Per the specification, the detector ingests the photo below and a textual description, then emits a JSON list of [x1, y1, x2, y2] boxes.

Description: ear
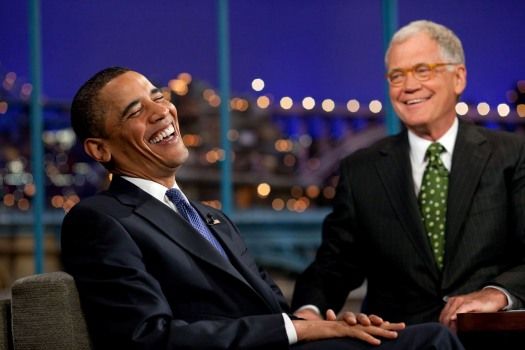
[[84, 138, 111, 163], [453, 65, 467, 95]]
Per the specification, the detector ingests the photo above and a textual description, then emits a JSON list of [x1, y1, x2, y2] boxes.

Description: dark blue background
[[2, 0, 525, 105]]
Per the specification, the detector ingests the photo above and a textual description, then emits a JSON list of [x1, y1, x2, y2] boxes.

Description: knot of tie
[[425, 142, 448, 175]]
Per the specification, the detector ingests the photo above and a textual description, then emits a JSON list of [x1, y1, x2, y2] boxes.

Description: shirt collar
[[408, 117, 458, 164], [121, 176, 185, 203]]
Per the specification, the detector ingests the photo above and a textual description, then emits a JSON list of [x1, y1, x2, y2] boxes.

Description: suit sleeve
[[487, 138, 525, 305], [291, 158, 366, 314], [61, 203, 289, 350]]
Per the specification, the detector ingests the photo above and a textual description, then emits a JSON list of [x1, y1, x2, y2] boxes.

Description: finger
[[381, 322, 406, 331], [356, 313, 371, 326], [349, 329, 382, 346], [341, 311, 358, 325], [369, 314, 384, 326], [325, 309, 337, 321], [439, 297, 462, 326], [361, 325, 399, 340]]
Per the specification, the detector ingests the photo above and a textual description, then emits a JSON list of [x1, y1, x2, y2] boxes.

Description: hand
[[439, 288, 508, 330], [327, 310, 393, 328], [292, 318, 403, 346]]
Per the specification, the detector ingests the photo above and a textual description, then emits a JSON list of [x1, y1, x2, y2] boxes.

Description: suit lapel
[[109, 178, 253, 290], [108, 177, 280, 311], [375, 132, 440, 277], [444, 121, 490, 271]]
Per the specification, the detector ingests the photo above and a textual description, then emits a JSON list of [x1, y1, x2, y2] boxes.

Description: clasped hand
[[293, 308, 405, 346]]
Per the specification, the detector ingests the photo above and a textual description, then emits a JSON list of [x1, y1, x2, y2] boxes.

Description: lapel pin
[[206, 214, 221, 225]]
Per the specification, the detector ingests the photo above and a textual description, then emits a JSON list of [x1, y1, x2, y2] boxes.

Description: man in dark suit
[[292, 20, 525, 329], [61, 67, 464, 349]]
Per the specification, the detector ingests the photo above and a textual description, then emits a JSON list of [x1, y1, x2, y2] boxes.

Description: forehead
[[98, 71, 155, 109], [387, 33, 442, 68]]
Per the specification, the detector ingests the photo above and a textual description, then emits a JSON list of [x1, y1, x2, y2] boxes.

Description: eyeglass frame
[[386, 62, 460, 86]]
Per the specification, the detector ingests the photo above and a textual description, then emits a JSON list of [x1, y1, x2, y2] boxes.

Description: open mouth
[[149, 124, 176, 144]]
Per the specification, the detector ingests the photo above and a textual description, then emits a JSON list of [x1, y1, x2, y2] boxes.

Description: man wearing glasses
[[292, 20, 525, 329]]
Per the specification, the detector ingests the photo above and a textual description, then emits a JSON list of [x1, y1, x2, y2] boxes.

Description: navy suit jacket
[[61, 176, 291, 349], [292, 120, 525, 324]]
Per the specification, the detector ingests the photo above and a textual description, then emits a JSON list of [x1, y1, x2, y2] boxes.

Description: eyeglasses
[[386, 63, 458, 86]]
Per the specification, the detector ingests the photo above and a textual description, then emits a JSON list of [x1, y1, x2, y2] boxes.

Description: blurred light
[[203, 88, 216, 100], [227, 129, 239, 142], [0, 101, 7, 114], [274, 139, 293, 152], [272, 198, 285, 211], [251, 78, 265, 92], [507, 90, 518, 103], [51, 195, 65, 208], [256, 95, 270, 109], [280, 97, 293, 110], [231, 97, 249, 112], [497, 103, 510, 117], [183, 134, 202, 147], [321, 99, 335, 112], [283, 154, 296, 167], [18, 198, 30, 211], [518, 80, 525, 94], [20, 83, 32, 98], [302, 97, 315, 110], [306, 185, 320, 198], [455, 102, 469, 116], [257, 183, 271, 198], [208, 94, 221, 107], [286, 198, 296, 211], [24, 183, 36, 196], [293, 197, 309, 212], [168, 79, 188, 96], [291, 185, 303, 198], [346, 99, 360, 113], [202, 200, 221, 209], [323, 186, 336, 199], [3, 194, 15, 207], [476, 102, 490, 116], [178, 72, 192, 84], [205, 148, 224, 163], [298, 134, 312, 148], [3, 72, 16, 90], [517, 104, 525, 118], [369, 100, 382, 114]]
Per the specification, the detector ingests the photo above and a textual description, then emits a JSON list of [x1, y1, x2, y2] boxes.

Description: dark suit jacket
[[292, 119, 525, 324], [61, 176, 291, 349]]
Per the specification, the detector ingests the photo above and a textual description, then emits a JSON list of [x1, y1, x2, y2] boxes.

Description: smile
[[149, 124, 175, 144], [405, 97, 430, 105]]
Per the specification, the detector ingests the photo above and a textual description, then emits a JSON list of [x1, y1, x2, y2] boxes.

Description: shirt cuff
[[483, 285, 515, 310], [282, 313, 298, 344], [295, 304, 322, 316]]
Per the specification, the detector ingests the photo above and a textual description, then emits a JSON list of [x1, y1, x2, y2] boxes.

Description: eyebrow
[[119, 87, 163, 118]]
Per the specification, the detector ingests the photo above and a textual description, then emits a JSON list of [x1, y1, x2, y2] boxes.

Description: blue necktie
[[166, 188, 227, 258]]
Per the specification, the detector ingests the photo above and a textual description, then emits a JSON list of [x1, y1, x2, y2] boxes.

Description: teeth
[[406, 98, 427, 105], [150, 124, 175, 144]]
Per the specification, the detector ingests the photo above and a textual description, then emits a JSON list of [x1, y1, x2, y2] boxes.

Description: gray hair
[[385, 20, 465, 67]]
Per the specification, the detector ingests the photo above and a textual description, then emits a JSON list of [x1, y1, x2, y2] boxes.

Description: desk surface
[[457, 311, 525, 332]]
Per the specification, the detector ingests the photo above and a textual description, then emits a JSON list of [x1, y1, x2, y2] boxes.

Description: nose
[[403, 71, 422, 91], [147, 100, 170, 122]]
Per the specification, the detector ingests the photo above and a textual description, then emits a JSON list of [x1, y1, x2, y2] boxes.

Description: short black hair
[[70, 66, 130, 144]]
